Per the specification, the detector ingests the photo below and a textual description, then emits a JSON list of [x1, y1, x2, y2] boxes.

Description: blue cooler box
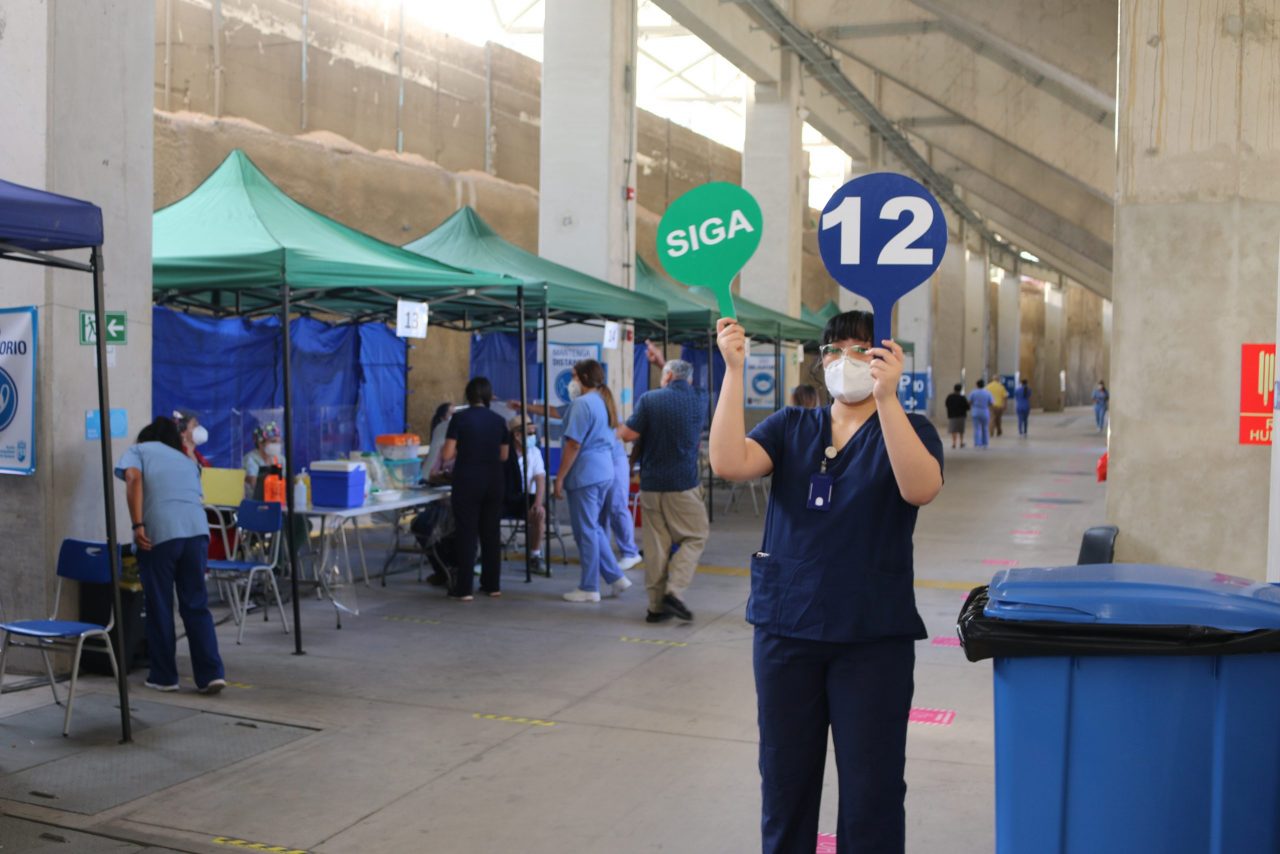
[[958, 564, 1280, 854], [310, 464, 366, 508]]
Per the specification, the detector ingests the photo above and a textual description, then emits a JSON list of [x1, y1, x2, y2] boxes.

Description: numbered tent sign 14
[[817, 173, 947, 346]]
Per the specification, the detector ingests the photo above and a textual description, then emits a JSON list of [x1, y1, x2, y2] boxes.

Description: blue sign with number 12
[[817, 173, 947, 347]]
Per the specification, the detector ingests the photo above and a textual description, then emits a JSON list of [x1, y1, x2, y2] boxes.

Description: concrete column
[[1040, 279, 1066, 412], [997, 272, 1021, 380], [895, 276, 933, 417], [741, 55, 803, 319], [538, 0, 637, 414], [1114, 0, 1280, 576], [963, 249, 989, 385], [929, 238, 966, 415], [0, 1, 153, 651]]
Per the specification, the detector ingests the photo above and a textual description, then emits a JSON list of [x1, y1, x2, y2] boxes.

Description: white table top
[[305, 487, 450, 519]]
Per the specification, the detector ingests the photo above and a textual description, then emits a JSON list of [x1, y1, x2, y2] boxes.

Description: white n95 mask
[[824, 358, 875, 405], [567, 379, 583, 400]]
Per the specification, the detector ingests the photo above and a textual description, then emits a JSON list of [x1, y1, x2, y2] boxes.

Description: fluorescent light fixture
[[1019, 250, 1040, 263]]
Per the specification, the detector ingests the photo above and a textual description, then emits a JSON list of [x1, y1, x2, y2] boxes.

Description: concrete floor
[[0, 408, 1108, 853]]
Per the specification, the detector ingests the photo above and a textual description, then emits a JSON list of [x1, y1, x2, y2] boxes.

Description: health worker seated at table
[[440, 378, 509, 600], [422, 402, 456, 485], [506, 416, 547, 576], [243, 421, 285, 499]]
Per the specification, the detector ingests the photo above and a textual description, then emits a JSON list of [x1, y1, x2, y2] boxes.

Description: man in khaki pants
[[618, 352, 709, 623]]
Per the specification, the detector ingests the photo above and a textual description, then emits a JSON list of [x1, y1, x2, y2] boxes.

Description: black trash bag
[[957, 586, 1280, 663]]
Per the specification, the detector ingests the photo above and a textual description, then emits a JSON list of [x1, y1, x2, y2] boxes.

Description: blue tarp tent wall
[[152, 307, 406, 472], [0, 178, 132, 742]]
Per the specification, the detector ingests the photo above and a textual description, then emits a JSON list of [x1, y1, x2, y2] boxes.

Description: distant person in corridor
[[968, 379, 994, 449], [987, 377, 1008, 437], [1092, 381, 1109, 432], [944, 383, 969, 449], [1015, 378, 1032, 436]]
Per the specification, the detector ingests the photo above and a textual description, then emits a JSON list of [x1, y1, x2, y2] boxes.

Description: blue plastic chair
[[207, 501, 290, 644], [0, 540, 121, 736]]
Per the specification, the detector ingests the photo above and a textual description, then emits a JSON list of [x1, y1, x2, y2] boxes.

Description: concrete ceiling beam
[[650, 0, 782, 83]]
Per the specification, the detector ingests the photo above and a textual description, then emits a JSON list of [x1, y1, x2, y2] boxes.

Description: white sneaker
[[609, 576, 633, 597], [617, 554, 643, 571], [198, 678, 227, 695], [563, 589, 601, 603], [144, 681, 179, 693]]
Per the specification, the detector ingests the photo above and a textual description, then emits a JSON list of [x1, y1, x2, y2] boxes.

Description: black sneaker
[[663, 594, 693, 621], [645, 610, 673, 623]]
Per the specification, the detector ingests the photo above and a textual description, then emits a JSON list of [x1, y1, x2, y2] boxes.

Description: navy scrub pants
[[138, 534, 224, 689], [754, 629, 915, 854], [450, 463, 505, 597]]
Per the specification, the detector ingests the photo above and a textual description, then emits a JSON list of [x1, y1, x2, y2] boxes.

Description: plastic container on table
[[381, 457, 422, 490], [309, 460, 367, 508], [376, 433, 421, 460], [958, 563, 1280, 854]]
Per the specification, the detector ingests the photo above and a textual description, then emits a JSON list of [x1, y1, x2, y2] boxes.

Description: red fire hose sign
[[1240, 343, 1275, 445]]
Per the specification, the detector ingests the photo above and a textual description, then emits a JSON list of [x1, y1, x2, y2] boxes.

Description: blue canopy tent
[[0, 179, 133, 743]]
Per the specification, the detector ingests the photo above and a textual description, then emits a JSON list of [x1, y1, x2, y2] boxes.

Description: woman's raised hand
[[716, 317, 746, 372]]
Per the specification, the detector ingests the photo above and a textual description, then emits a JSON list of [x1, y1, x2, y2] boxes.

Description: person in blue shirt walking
[[1015, 377, 1033, 436], [116, 417, 226, 695], [711, 311, 943, 854], [968, 379, 995, 448], [1092, 381, 1109, 432], [555, 359, 633, 603]]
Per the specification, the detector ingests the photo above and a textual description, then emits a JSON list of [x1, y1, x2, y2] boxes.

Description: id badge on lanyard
[[807, 445, 838, 511]]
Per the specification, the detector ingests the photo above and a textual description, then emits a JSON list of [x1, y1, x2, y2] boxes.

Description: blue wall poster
[[0, 307, 37, 475]]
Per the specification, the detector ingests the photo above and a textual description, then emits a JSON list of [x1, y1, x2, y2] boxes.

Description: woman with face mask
[[554, 360, 632, 603], [709, 311, 944, 854], [174, 409, 211, 469], [243, 421, 285, 499]]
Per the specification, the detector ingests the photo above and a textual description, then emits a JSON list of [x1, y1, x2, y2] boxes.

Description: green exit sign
[[79, 311, 127, 345]]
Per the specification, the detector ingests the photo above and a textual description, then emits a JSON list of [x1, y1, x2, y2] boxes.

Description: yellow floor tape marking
[[696, 565, 749, 577], [225, 681, 254, 690], [380, 615, 441, 625], [211, 836, 307, 854], [619, 636, 687, 647], [473, 713, 556, 727]]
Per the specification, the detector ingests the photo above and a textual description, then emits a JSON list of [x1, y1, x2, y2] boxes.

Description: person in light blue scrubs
[[711, 311, 944, 854], [555, 359, 632, 603], [117, 416, 226, 695]]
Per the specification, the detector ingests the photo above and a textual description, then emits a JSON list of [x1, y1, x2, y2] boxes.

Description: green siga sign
[[656, 182, 763, 320], [79, 311, 127, 345]]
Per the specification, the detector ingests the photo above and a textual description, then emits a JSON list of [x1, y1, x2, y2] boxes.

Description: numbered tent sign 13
[[817, 173, 947, 346]]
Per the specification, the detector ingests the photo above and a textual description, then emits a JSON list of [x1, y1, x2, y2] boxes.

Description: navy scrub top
[[746, 406, 944, 643]]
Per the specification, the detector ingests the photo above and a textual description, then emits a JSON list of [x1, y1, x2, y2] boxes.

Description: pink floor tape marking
[[1011, 530, 1042, 536], [909, 708, 956, 726], [816, 833, 838, 853], [932, 636, 962, 647], [982, 558, 1018, 566]]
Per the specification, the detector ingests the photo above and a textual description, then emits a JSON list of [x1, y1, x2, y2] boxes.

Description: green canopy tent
[[403, 207, 669, 337], [801, 300, 841, 329], [153, 151, 553, 644]]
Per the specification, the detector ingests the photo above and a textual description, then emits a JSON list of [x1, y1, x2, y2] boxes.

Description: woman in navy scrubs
[[710, 311, 944, 854]]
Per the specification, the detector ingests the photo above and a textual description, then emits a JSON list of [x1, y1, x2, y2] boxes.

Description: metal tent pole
[[517, 287, 531, 584], [542, 301, 552, 577], [91, 247, 132, 744], [774, 327, 782, 411], [281, 283, 304, 654]]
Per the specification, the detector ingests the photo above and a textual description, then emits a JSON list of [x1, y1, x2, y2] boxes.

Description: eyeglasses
[[819, 344, 872, 362]]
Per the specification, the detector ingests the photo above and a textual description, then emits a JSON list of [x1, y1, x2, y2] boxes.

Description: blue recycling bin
[[958, 564, 1280, 854]]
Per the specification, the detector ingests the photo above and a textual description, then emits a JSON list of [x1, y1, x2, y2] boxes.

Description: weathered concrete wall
[[1064, 282, 1105, 405], [1018, 279, 1047, 407]]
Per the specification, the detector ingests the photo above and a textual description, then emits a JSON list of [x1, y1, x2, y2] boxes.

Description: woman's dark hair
[[574, 359, 618, 428], [976, 378, 986, 388], [790, 384, 818, 408], [822, 310, 875, 346], [138, 416, 184, 453], [953, 383, 962, 393], [430, 402, 453, 432], [465, 377, 493, 408]]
